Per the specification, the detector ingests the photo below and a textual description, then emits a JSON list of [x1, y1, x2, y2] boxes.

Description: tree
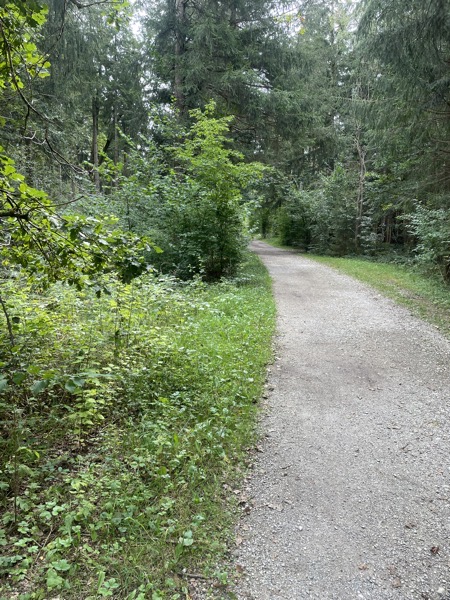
[[0, 0, 156, 323], [355, 0, 450, 273], [170, 101, 265, 278], [113, 101, 265, 279], [145, 0, 318, 159], [358, 0, 450, 199], [33, 0, 148, 192]]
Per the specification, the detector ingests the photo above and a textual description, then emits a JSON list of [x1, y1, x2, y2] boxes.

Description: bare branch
[[68, 0, 124, 8], [0, 293, 14, 346], [44, 132, 85, 175], [0, 210, 31, 221]]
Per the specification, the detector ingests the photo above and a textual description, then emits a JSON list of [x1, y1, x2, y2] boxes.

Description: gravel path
[[234, 241, 450, 600]]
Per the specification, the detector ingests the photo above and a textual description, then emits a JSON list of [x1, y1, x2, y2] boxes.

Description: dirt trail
[[234, 241, 450, 600]]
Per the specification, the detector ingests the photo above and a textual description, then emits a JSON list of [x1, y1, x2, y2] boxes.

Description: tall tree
[[144, 0, 309, 155], [14, 0, 149, 194], [358, 0, 450, 199]]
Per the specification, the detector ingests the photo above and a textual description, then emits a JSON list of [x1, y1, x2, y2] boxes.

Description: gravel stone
[[232, 242, 450, 600]]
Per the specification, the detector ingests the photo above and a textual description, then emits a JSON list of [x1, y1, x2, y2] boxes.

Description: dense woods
[[1, 0, 449, 597]]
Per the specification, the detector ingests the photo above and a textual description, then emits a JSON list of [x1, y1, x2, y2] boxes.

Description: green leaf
[[64, 379, 81, 394], [181, 530, 194, 546], [51, 559, 71, 572], [12, 372, 27, 385], [31, 380, 49, 395], [46, 567, 65, 590]]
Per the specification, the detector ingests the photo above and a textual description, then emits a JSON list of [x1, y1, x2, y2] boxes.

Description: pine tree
[[358, 0, 450, 199]]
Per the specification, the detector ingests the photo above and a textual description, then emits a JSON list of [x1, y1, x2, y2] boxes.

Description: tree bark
[[355, 129, 366, 250], [91, 91, 101, 192], [174, 0, 187, 114], [0, 293, 14, 346]]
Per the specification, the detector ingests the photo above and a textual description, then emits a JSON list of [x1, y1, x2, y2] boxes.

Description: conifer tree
[[358, 0, 450, 199]]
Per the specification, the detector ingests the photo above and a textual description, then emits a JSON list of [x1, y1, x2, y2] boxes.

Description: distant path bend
[[235, 241, 450, 600]]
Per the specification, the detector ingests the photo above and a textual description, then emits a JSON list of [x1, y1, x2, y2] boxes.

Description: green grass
[[0, 252, 276, 599], [260, 237, 450, 339]]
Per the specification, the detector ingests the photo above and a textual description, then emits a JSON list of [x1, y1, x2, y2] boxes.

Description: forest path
[[233, 241, 450, 600]]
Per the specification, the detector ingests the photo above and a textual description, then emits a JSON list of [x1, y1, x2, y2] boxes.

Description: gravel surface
[[232, 241, 450, 600]]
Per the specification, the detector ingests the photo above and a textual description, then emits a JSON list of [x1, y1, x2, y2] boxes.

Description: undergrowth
[[0, 252, 276, 599]]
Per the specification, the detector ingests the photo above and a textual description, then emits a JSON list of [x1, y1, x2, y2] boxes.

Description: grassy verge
[[0, 252, 276, 599], [260, 237, 450, 339]]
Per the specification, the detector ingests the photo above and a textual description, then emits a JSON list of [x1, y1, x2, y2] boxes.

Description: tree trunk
[[113, 102, 119, 188], [174, 0, 187, 114], [230, 0, 237, 27], [91, 92, 100, 192], [355, 129, 366, 250], [113, 103, 119, 166]]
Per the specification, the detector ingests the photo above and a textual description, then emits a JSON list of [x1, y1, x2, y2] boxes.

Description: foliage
[[407, 205, 450, 281], [0, 252, 275, 598], [0, 0, 159, 317], [1, 151, 157, 291], [3, 0, 450, 594], [0, 2, 49, 94], [0, 1, 50, 246], [353, 0, 450, 275], [167, 102, 265, 279], [98, 103, 265, 280], [270, 186, 312, 250], [261, 166, 365, 257]]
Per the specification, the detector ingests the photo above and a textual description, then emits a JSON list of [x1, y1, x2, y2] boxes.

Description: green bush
[[275, 192, 311, 250], [101, 103, 264, 281], [408, 205, 450, 280]]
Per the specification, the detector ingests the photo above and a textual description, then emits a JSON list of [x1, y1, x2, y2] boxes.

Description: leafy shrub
[[274, 189, 311, 249], [408, 205, 450, 280], [100, 103, 264, 281], [307, 165, 358, 255]]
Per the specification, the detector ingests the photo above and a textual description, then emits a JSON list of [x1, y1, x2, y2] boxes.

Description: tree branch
[[44, 132, 85, 174], [0, 293, 14, 346], [0, 210, 31, 220], [68, 0, 124, 8]]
